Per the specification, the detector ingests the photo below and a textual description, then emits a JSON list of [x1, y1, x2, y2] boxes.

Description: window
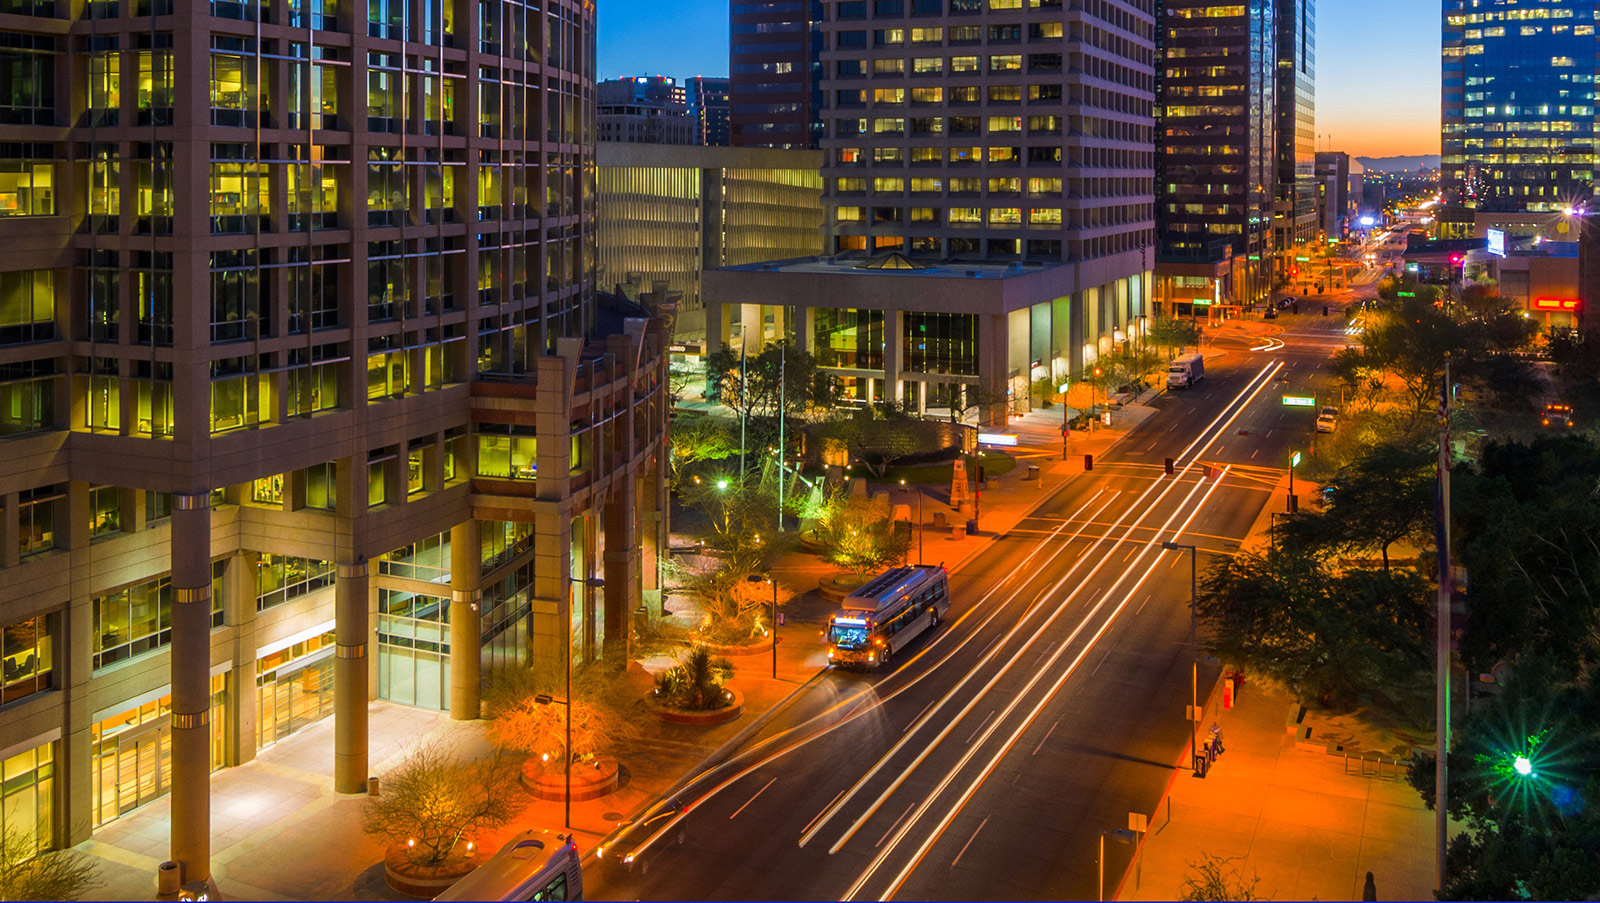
[[987, 115, 1021, 132], [988, 55, 1021, 72], [910, 27, 942, 42], [250, 475, 283, 506], [305, 462, 336, 510], [989, 207, 1021, 224], [0, 160, 53, 217], [872, 58, 905, 75], [0, 35, 55, 125], [1029, 207, 1061, 225], [255, 554, 334, 611], [93, 563, 226, 669], [89, 486, 122, 538], [209, 49, 254, 126], [379, 531, 450, 581], [17, 486, 57, 558], [912, 56, 943, 74], [949, 207, 981, 223], [368, 459, 388, 507], [0, 743, 52, 857], [813, 309, 886, 370], [873, 87, 905, 103], [1, 615, 52, 705], [209, 151, 268, 234], [0, 269, 53, 345], [911, 147, 942, 164], [873, 28, 904, 45], [950, 56, 978, 72], [367, 148, 407, 226], [476, 426, 537, 479], [911, 87, 942, 103], [903, 312, 977, 375]]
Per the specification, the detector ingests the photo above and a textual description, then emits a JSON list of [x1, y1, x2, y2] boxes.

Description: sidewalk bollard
[[1084, 454, 1093, 471]]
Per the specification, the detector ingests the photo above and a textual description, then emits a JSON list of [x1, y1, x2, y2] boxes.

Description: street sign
[[1281, 395, 1315, 407], [1290, 451, 1303, 467], [977, 433, 1018, 447]]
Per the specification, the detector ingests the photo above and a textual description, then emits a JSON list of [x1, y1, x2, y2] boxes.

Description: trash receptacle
[[367, 776, 381, 797], [1026, 464, 1040, 481], [950, 522, 966, 539], [966, 519, 978, 535], [158, 861, 182, 896]]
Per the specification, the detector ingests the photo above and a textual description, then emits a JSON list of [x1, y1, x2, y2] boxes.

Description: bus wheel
[[880, 646, 891, 667], [929, 609, 940, 630]]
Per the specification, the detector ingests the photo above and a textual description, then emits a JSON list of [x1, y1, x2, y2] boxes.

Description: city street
[[587, 307, 1357, 900]]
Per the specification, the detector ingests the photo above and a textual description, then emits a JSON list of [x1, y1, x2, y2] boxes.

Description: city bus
[[827, 565, 951, 669], [434, 830, 583, 901]]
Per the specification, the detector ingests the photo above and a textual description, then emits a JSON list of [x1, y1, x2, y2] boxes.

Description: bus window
[[830, 622, 869, 647], [529, 874, 568, 901]]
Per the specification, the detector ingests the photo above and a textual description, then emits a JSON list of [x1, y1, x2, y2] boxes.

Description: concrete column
[[232, 552, 260, 765], [333, 560, 369, 793], [168, 493, 212, 885], [976, 313, 1009, 429], [449, 519, 482, 721], [884, 310, 904, 403], [602, 480, 637, 667]]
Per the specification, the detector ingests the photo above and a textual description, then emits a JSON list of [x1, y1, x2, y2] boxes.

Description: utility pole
[[1435, 361, 1453, 894], [777, 342, 786, 532], [739, 342, 748, 483]]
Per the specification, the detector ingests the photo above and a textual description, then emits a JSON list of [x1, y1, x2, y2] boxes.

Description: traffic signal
[[1164, 457, 1175, 475], [1084, 454, 1094, 471]]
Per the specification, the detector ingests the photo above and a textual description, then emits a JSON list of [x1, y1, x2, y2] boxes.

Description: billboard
[[1487, 228, 1507, 258]]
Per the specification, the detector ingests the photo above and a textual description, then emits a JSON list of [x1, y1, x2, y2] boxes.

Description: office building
[[1154, 0, 1280, 315], [0, 0, 669, 887], [596, 143, 825, 341], [1274, 0, 1316, 251], [599, 76, 694, 144], [687, 76, 734, 145], [1315, 151, 1364, 239], [708, 0, 1156, 421], [730, 0, 825, 148], [1442, 0, 1597, 212]]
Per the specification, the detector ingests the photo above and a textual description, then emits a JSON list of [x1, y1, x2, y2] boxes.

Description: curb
[[1110, 665, 1227, 901]]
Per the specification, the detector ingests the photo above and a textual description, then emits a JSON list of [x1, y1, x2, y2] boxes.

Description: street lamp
[[1287, 450, 1302, 513], [1162, 541, 1201, 772], [899, 478, 924, 564], [538, 574, 605, 829], [746, 573, 779, 679]]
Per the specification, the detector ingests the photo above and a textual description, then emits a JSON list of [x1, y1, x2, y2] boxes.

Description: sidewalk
[[1117, 678, 1437, 903]]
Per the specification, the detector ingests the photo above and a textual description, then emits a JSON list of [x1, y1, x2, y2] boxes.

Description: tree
[[1286, 439, 1436, 570], [1455, 435, 1600, 678], [814, 488, 910, 581], [1407, 665, 1600, 901], [669, 560, 783, 643], [944, 384, 1009, 425], [0, 832, 101, 902], [1148, 317, 1203, 359], [362, 741, 520, 868], [704, 341, 837, 425], [817, 404, 941, 478], [1197, 550, 1432, 707], [653, 646, 736, 710], [485, 662, 643, 774], [1177, 854, 1263, 902], [667, 415, 739, 491], [1327, 346, 1387, 412]]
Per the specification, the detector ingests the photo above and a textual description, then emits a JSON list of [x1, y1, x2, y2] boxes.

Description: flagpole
[[1435, 360, 1453, 893]]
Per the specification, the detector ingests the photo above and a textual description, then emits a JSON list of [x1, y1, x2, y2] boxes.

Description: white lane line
[[1031, 719, 1060, 756], [728, 778, 777, 821], [1135, 594, 1152, 615], [1035, 640, 1057, 664], [1091, 647, 1114, 676], [950, 817, 989, 869], [906, 700, 937, 731], [965, 711, 996, 745], [875, 804, 916, 849]]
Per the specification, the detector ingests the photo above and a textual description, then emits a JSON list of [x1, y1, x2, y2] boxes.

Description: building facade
[[1442, 0, 1597, 212], [1273, 0, 1316, 252], [729, 0, 825, 148], [596, 143, 825, 340], [709, 0, 1156, 420], [687, 75, 734, 145], [1315, 151, 1364, 239], [1154, 0, 1280, 315], [0, 0, 668, 887], [598, 75, 694, 144]]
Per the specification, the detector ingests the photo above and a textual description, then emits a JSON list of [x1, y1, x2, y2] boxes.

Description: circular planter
[[651, 687, 745, 726], [820, 573, 869, 602], [697, 637, 772, 658], [521, 755, 620, 802], [382, 844, 480, 898]]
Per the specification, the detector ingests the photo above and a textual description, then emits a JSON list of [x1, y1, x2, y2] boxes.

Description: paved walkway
[[1117, 678, 1439, 903]]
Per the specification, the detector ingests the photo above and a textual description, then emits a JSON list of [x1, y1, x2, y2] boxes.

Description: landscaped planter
[[520, 755, 620, 802], [696, 637, 772, 658], [819, 573, 868, 602], [651, 687, 745, 726], [382, 844, 480, 897]]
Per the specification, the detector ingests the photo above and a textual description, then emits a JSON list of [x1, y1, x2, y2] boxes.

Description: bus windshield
[[830, 622, 869, 648]]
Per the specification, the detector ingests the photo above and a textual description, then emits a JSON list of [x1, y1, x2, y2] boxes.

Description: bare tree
[[361, 741, 520, 868], [485, 664, 642, 772], [1178, 854, 1266, 902], [0, 831, 101, 902]]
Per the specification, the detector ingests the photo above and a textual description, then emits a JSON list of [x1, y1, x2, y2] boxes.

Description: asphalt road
[[588, 308, 1356, 902]]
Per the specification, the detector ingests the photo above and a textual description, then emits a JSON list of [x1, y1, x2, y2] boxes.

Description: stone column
[[333, 560, 369, 793], [169, 492, 212, 885], [448, 519, 482, 721], [232, 552, 260, 765], [884, 310, 904, 403]]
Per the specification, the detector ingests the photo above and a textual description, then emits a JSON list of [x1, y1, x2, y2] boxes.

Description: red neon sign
[[1531, 297, 1582, 312]]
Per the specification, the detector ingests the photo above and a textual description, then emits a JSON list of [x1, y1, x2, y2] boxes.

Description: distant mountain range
[[1356, 155, 1441, 173]]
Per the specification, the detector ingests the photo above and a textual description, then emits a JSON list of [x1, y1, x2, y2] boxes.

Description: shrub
[[653, 646, 735, 711], [0, 831, 101, 902], [361, 741, 519, 868]]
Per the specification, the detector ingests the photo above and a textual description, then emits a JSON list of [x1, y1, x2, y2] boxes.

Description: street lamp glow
[[716, 479, 728, 490], [1513, 755, 1534, 777]]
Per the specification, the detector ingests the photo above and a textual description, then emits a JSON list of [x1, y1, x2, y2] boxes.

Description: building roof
[[719, 255, 1065, 281]]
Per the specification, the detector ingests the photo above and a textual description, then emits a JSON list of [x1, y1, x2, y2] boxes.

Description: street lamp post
[[747, 573, 778, 679], [899, 479, 924, 564], [1099, 828, 1138, 902], [538, 575, 605, 829], [1162, 541, 1200, 771], [1287, 450, 1301, 513]]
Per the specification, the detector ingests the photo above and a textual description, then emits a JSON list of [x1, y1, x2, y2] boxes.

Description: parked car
[[1315, 406, 1338, 433], [1263, 307, 1278, 319]]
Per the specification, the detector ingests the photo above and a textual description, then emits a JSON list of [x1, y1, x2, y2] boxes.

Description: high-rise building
[[1274, 0, 1316, 250], [599, 75, 695, 144], [1154, 0, 1280, 315], [687, 76, 734, 145], [0, 0, 669, 886], [730, 0, 825, 148], [707, 0, 1156, 422], [1443, 0, 1597, 211], [1315, 151, 1364, 240]]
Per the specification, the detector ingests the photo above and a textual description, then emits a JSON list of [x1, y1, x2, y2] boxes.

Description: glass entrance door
[[114, 722, 169, 817]]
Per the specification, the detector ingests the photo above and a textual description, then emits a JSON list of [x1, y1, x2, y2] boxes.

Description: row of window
[[838, 205, 1064, 226]]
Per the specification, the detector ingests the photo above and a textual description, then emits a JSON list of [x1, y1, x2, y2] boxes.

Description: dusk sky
[[597, 0, 1443, 160]]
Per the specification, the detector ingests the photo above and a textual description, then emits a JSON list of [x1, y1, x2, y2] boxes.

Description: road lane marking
[[1091, 647, 1113, 675], [950, 817, 988, 868], [906, 700, 937, 731], [875, 804, 916, 849], [1031, 719, 1060, 756], [728, 778, 777, 820], [964, 711, 995, 745]]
